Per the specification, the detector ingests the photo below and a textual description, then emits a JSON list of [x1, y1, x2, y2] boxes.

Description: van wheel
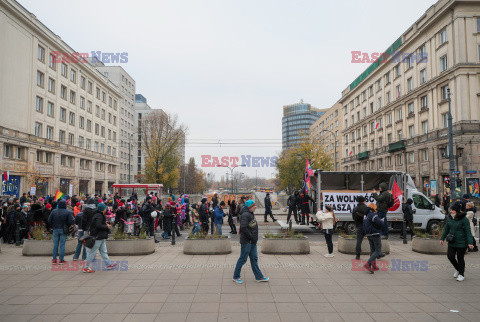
[[427, 220, 440, 235], [343, 222, 357, 235]]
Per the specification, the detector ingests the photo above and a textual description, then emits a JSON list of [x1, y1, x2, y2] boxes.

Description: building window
[[419, 45, 427, 60], [387, 113, 392, 125], [34, 122, 42, 137], [36, 71, 44, 87], [409, 152, 415, 164], [79, 116, 85, 129], [394, 65, 401, 77], [407, 78, 413, 92], [406, 55, 413, 69], [68, 133, 74, 145], [86, 120, 92, 132], [70, 69, 76, 83], [46, 126, 53, 140], [4, 144, 12, 158], [38, 45, 45, 62], [80, 76, 86, 89], [101, 109, 105, 120], [385, 72, 390, 84], [78, 136, 84, 148], [70, 90, 76, 104], [69, 112, 75, 125], [49, 53, 56, 69], [420, 69, 426, 84], [35, 96, 43, 113], [387, 156, 392, 166], [101, 126, 105, 137], [80, 96, 85, 109], [442, 113, 448, 128], [440, 55, 447, 72], [61, 63, 68, 77], [376, 79, 382, 91], [417, 97, 426, 111], [440, 29, 447, 44], [397, 130, 403, 140], [386, 92, 390, 104], [421, 120, 428, 134], [369, 86, 373, 97], [408, 125, 414, 138], [441, 85, 449, 100], [422, 149, 429, 161], [408, 102, 414, 115], [102, 91, 106, 102], [87, 101, 92, 113], [397, 154, 403, 165], [100, 143, 105, 154], [60, 107, 66, 122], [96, 87, 100, 99], [397, 109, 402, 121], [95, 105, 100, 117], [87, 81, 93, 94], [377, 97, 382, 109], [86, 139, 91, 150], [370, 102, 373, 114], [59, 130, 66, 144], [61, 85, 67, 99], [95, 123, 99, 135], [396, 85, 401, 98], [44, 80, 54, 96]]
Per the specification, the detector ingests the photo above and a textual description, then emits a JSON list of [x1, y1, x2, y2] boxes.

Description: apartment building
[[340, 0, 480, 195], [96, 66, 136, 183], [282, 101, 327, 150], [309, 102, 343, 170], [0, 0, 121, 196]]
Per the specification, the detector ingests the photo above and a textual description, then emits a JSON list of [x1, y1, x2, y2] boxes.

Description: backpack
[[387, 193, 395, 208]]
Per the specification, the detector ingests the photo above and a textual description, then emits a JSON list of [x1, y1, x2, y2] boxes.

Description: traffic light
[[457, 179, 462, 187], [445, 178, 450, 188]]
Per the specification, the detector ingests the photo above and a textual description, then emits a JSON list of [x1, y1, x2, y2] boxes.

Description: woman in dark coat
[[440, 202, 474, 281]]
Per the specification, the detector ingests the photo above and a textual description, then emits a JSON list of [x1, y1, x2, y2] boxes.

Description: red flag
[[388, 181, 403, 212], [306, 159, 314, 177], [375, 122, 380, 130], [349, 150, 353, 156]]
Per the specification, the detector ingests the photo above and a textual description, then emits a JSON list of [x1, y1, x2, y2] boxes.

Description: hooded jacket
[[47, 200, 74, 230], [239, 207, 258, 245], [402, 199, 414, 221], [81, 203, 97, 231], [90, 210, 110, 240], [372, 183, 390, 213], [441, 211, 473, 248], [363, 208, 384, 236], [214, 206, 226, 225], [352, 203, 369, 227]]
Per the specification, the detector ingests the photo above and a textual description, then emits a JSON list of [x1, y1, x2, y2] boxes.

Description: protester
[[264, 193, 277, 222], [227, 200, 237, 234], [199, 198, 210, 234], [161, 203, 173, 239], [372, 182, 392, 238], [443, 193, 450, 213], [73, 206, 86, 261], [214, 201, 227, 235], [363, 203, 385, 274], [299, 190, 315, 225], [235, 196, 246, 217], [233, 199, 269, 283], [401, 198, 415, 240], [352, 196, 368, 260], [466, 207, 478, 252], [48, 199, 74, 265], [440, 202, 474, 281], [141, 196, 156, 237], [82, 203, 117, 273], [191, 203, 201, 234], [315, 205, 335, 257], [286, 191, 300, 224]]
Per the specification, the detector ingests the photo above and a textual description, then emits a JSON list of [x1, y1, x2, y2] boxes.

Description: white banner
[[322, 192, 402, 214]]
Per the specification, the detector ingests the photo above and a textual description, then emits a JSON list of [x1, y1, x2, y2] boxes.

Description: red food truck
[[111, 184, 163, 200]]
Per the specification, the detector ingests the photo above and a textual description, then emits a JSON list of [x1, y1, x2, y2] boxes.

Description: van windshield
[[412, 194, 431, 209]]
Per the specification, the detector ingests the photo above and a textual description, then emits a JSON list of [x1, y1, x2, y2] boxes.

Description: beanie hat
[[451, 201, 465, 214], [76, 202, 81, 207], [97, 203, 107, 212], [219, 201, 225, 206], [146, 196, 152, 201], [45, 204, 52, 210], [358, 196, 366, 203], [201, 198, 207, 203], [246, 200, 255, 208], [87, 198, 95, 205]]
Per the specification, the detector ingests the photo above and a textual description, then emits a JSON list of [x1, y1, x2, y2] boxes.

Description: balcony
[[358, 151, 370, 160], [388, 140, 406, 153]]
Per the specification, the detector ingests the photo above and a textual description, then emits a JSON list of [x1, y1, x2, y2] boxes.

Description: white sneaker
[[453, 271, 459, 278], [457, 275, 465, 282], [324, 253, 334, 258]]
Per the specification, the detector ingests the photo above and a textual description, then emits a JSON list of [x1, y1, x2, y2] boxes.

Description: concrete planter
[[337, 236, 390, 255], [261, 237, 310, 254], [106, 238, 155, 256], [412, 236, 447, 255], [22, 238, 77, 256], [183, 237, 232, 255]]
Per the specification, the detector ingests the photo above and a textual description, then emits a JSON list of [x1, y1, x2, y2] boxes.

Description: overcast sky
[[21, 0, 435, 180]]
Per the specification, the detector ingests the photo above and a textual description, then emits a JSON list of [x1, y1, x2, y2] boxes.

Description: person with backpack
[[401, 198, 415, 240], [362, 203, 385, 274], [352, 196, 369, 260], [440, 202, 474, 281], [82, 203, 117, 273], [372, 182, 392, 239], [48, 199, 74, 265]]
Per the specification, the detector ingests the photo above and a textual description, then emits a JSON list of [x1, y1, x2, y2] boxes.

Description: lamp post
[[128, 132, 138, 184], [447, 88, 457, 202], [216, 164, 246, 195]]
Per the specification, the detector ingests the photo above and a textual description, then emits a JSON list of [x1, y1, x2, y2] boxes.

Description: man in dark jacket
[[401, 198, 415, 240], [161, 203, 173, 239], [48, 199, 74, 265], [286, 191, 299, 224], [233, 200, 269, 283], [235, 196, 246, 217], [299, 191, 315, 225], [141, 196, 155, 237], [264, 193, 276, 222], [81, 198, 97, 232], [363, 203, 385, 273], [199, 198, 210, 234], [82, 203, 117, 273], [352, 196, 369, 260], [372, 182, 391, 238]]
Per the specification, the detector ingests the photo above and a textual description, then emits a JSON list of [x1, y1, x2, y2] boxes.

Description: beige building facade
[[340, 0, 480, 195], [0, 0, 121, 196], [309, 102, 343, 170]]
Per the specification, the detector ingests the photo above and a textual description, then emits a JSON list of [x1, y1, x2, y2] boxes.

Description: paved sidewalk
[[0, 237, 480, 322]]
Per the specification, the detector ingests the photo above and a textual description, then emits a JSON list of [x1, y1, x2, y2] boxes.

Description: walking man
[[264, 193, 276, 222], [286, 191, 299, 224], [352, 196, 368, 260], [48, 199, 74, 265], [233, 200, 269, 283], [372, 183, 392, 238]]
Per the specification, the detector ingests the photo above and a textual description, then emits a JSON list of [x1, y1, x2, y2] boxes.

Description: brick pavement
[[0, 235, 480, 321]]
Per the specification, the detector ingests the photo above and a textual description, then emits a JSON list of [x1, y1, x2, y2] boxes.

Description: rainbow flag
[[306, 159, 314, 177], [54, 190, 65, 201]]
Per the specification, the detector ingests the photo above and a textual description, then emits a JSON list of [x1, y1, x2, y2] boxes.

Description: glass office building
[[282, 102, 325, 150]]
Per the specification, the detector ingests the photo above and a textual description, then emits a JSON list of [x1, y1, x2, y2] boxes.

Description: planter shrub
[[261, 237, 310, 254], [22, 238, 77, 256], [412, 236, 448, 255], [105, 238, 155, 256], [337, 236, 390, 255], [183, 235, 232, 255]]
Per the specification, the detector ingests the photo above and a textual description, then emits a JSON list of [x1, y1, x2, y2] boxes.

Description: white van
[[311, 171, 445, 234]]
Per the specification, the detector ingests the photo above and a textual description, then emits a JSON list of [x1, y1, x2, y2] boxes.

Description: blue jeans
[[215, 224, 223, 235], [377, 211, 389, 236], [52, 229, 66, 261], [192, 223, 200, 234], [73, 231, 87, 260], [233, 243, 264, 280], [86, 239, 111, 269], [367, 235, 382, 265]]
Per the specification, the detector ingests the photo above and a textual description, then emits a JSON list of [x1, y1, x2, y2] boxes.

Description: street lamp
[[447, 88, 457, 201], [216, 164, 246, 195], [128, 132, 138, 184]]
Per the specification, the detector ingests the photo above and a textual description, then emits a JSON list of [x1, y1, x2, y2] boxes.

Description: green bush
[[187, 232, 228, 239]]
